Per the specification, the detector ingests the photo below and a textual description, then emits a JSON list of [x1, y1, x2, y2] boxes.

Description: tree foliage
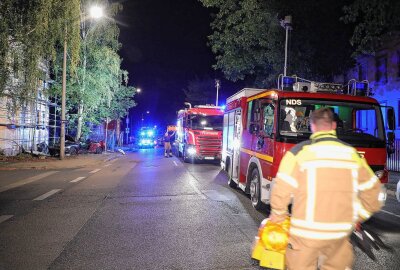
[[183, 76, 217, 105], [50, 0, 137, 139], [0, 0, 80, 99], [200, 0, 354, 87], [342, 0, 400, 55]]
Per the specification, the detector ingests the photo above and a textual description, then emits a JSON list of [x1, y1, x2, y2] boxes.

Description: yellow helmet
[[258, 217, 290, 252]]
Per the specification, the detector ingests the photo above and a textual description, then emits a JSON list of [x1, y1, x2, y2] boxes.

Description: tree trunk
[[75, 103, 84, 141], [116, 119, 121, 146]]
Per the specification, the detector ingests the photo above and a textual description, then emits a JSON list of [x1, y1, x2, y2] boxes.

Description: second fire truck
[[221, 77, 396, 209], [175, 103, 224, 162]]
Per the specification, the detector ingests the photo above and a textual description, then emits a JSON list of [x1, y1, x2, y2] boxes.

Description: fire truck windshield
[[279, 99, 385, 147], [189, 115, 223, 131]]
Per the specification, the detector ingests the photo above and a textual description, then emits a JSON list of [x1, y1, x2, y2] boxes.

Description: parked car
[[49, 135, 81, 156], [80, 139, 105, 154]]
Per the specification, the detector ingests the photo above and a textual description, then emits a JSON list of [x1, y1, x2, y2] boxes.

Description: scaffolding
[[0, 92, 60, 156]]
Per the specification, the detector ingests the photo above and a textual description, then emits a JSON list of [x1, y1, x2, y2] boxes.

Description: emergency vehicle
[[176, 103, 224, 162], [221, 76, 396, 210]]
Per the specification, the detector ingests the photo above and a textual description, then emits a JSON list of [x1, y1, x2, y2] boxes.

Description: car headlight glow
[[187, 146, 197, 155]]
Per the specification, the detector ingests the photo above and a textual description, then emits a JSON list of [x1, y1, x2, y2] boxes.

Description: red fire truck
[[221, 77, 396, 210], [176, 103, 224, 162]]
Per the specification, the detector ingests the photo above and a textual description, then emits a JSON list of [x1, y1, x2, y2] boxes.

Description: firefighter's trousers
[[286, 235, 353, 270], [164, 142, 171, 155]]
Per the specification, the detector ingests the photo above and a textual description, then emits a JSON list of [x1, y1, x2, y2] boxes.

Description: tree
[[183, 76, 217, 105], [342, 0, 400, 55], [200, 0, 354, 87], [50, 0, 134, 140], [0, 0, 80, 100]]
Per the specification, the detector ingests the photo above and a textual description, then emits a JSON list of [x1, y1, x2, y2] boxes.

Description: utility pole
[[280, 16, 293, 77], [215, 79, 221, 107], [60, 26, 67, 160]]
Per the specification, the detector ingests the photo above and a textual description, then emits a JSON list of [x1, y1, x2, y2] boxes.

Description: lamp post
[[215, 79, 220, 107], [280, 15, 292, 77], [60, 6, 104, 159]]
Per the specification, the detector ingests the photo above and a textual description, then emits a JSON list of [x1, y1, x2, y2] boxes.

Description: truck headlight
[[187, 146, 196, 155]]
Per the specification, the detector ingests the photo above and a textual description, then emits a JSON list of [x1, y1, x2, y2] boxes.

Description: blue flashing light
[[140, 132, 145, 136], [283, 76, 295, 84], [355, 82, 367, 96], [282, 76, 295, 91], [220, 105, 226, 111], [147, 130, 154, 136]]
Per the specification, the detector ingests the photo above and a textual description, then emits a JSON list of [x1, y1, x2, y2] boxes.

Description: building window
[[376, 56, 388, 83]]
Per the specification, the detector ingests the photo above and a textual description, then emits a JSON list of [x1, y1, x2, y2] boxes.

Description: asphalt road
[[0, 148, 399, 270]]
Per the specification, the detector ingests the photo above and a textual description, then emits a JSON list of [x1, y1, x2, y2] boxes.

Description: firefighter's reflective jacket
[[271, 130, 382, 241]]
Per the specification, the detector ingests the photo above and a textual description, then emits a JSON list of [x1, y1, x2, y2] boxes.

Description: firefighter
[[269, 107, 382, 270], [164, 130, 175, 157]]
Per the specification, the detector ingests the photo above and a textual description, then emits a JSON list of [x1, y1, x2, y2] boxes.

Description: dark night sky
[[116, 0, 235, 131]]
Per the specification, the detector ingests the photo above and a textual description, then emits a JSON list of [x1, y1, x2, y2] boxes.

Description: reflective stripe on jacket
[[271, 130, 382, 240]]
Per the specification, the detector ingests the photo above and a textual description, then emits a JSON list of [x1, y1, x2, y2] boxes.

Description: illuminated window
[[376, 56, 387, 83]]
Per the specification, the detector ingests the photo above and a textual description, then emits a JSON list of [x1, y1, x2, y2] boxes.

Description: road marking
[[89, 169, 101, 174], [109, 158, 118, 163], [380, 209, 400, 219], [70, 177, 85, 183], [0, 215, 13, 224], [104, 163, 112, 167], [173, 161, 178, 166], [0, 171, 58, 193], [33, 189, 62, 201]]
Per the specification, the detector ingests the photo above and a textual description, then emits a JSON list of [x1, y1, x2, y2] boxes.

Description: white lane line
[[33, 189, 62, 201], [0, 215, 13, 224], [0, 171, 58, 193], [70, 177, 85, 183], [173, 161, 178, 166], [380, 209, 400, 219], [89, 169, 101, 174], [104, 163, 112, 167]]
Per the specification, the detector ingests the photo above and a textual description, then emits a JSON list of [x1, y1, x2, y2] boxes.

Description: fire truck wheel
[[250, 167, 263, 210]]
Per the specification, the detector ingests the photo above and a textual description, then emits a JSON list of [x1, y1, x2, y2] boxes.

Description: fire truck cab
[[176, 103, 224, 162], [222, 78, 396, 210]]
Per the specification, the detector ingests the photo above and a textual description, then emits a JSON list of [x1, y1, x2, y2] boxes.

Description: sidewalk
[[0, 152, 121, 170]]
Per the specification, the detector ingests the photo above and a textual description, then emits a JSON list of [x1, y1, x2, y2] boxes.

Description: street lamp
[[60, 6, 104, 159], [215, 79, 221, 106], [90, 6, 103, 19], [280, 15, 292, 77], [136, 88, 142, 93]]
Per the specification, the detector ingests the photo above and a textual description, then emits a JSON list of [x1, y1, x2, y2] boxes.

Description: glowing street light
[[136, 88, 142, 93], [90, 6, 104, 19]]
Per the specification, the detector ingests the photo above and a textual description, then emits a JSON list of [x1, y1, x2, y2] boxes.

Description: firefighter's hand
[[269, 212, 286, 224]]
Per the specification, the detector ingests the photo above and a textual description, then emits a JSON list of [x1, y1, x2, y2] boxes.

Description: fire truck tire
[[250, 167, 263, 210]]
